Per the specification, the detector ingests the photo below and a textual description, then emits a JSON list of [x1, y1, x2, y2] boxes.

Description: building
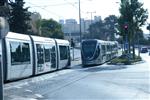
[[30, 12, 42, 35], [59, 19, 80, 42], [94, 16, 101, 23], [59, 19, 64, 25], [59, 16, 101, 42]]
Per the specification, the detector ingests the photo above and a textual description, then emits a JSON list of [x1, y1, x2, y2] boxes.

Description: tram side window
[[113, 45, 115, 51], [44, 44, 51, 62], [10, 41, 30, 65], [51, 46, 56, 68], [93, 45, 100, 59], [101, 45, 106, 54], [36, 44, 44, 64], [107, 45, 109, 52], [59, 46, 67, 60]]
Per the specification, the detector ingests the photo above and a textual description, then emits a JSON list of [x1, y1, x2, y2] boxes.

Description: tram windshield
[[82, 40, 97, 58]]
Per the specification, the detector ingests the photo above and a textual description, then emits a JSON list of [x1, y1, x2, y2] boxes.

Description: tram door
[[51, 46, 57, 70], [44, 44, 57, 72], [35, 44, 57, 74], [58, 45, 68, 69], [36, 44, 44, 74]]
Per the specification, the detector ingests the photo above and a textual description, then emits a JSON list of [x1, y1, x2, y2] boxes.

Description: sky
[[24, 0, 150, 33]]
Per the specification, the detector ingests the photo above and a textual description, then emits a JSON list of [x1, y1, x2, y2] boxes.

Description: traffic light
[[0, 0, 5, 6], [124, 25, 128, 35], [124, 25, 128, 30]]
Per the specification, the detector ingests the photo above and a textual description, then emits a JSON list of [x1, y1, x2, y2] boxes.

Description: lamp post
[[0, 25, 3, 100], [0, 17, 6, 100], [87, 11, 96, 24], [0, 17, 10, 100], [79, 0, 82, 44], [0, 2, 6, 100], [0, 1, 9, 99]]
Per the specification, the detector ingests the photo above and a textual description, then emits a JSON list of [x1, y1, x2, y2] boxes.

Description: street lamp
[[0, 1, 9, 98], [79, 0, 82, 45], [0, 17, 9, 100], [87, 11, 96, 24]]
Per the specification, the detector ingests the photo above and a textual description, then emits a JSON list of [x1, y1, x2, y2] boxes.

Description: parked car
[[140, 47, 148, 53]]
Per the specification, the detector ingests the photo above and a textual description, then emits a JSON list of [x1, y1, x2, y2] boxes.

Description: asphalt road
[[4, 50, 150, 100]]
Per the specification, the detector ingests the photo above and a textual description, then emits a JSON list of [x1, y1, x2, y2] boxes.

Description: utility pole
[[79, 0, 82, 45], [0, 34, 3, 99], [87, 11, 96, 24], [137, 32, 140, 57], [0, 0, 9, 99]]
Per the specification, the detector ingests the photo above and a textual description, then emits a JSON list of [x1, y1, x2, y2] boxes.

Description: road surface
[[4, 50, 150, 100]]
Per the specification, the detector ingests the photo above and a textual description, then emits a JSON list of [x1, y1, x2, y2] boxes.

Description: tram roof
[[5, 32, 31, 41], [82, 39, 104, 42], [82, 39, 108, 43], [82, 39, 118, 45], [31, 35, 55, 43], [55, 39, 69, 46]]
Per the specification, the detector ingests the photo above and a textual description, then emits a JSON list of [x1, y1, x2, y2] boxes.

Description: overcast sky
[[24, 0, 150, 33]]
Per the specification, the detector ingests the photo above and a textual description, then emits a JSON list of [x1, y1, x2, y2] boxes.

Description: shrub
[[109, 54, 142, 65]]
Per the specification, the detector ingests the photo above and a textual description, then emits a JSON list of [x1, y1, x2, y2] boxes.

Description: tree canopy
[[40, 19, 64, 39], [118, 0, 148, 58], [87, 15, 118, 41], [8, 0, 31, 34], [118, 0, 148, 38]]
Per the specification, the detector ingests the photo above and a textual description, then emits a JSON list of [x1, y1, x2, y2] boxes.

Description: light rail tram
[[0, 32, 71, 82], [81, 39, 118, 66]]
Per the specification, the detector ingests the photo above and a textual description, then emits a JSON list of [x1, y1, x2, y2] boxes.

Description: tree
[[118, 0, 148, 58], [88, 20, 105, 40], [0, 0, 5, 6], [104, 15, 118, 41], [88, 15, 118, 41], [147, 24, 150, 41], [40, 19, 64, 39], [8, 0, 31, 34], [134, 29, 144, 44]]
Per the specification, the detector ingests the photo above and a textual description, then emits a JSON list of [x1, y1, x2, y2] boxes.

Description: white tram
[[1, 32, 71, 82], [81, 39, 118, 66]]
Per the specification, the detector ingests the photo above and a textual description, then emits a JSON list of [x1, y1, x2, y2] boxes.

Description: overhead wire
[[63, 0, 86, 14], [25, 0, 90, 20], [28, 2, 72, 7], [26, 2, 65, 19]]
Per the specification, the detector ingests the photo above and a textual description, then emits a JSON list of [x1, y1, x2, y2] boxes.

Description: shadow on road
[[82, 65, 127, 72]]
